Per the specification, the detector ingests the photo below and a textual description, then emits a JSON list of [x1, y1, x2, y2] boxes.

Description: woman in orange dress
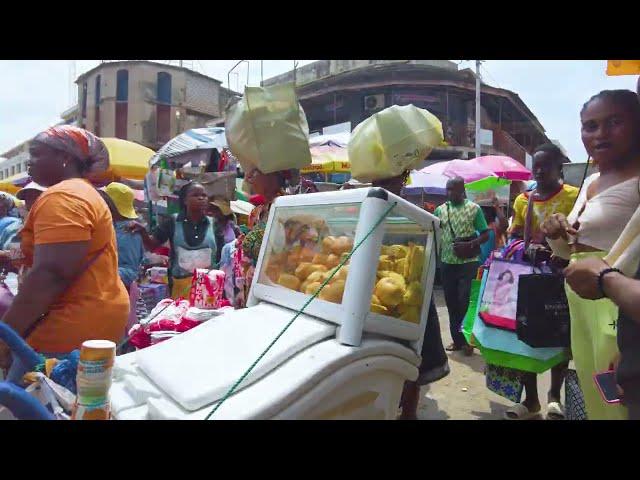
[[0, 126, 129, 380]]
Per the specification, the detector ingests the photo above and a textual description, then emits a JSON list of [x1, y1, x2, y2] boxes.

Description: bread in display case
[[248, 188, 440, 344]]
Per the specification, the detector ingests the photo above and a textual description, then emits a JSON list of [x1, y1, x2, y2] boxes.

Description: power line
[[480, 63, 502, 89]]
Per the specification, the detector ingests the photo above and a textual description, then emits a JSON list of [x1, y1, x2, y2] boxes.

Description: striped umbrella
[[150, 127, 228, 167]]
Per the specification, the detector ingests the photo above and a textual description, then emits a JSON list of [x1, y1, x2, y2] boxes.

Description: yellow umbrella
[[606, 60, 640, 76], [0, 172, 30, 196], [99, 138, 154, 181]]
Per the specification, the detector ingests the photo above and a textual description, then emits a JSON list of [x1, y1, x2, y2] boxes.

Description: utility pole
[[475, 60, 482, 159]]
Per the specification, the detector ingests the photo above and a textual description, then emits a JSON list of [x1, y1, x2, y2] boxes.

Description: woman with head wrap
[[223, 167, 301, 308], [0, 125, 129, 379]]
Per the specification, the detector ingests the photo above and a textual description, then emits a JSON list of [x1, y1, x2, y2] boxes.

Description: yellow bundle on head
[[225, 83, 312, 174], [348, 104, 444, 183]]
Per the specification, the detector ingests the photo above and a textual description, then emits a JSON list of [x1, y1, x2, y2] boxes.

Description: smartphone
[[593, 370, 621, 404]]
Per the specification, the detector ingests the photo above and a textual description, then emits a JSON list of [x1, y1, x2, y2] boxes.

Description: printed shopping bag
[[565, 369, 588, 420], [485, 363, 524, 403], [516, 273, 571, 348], [479, 259, 533, 331]]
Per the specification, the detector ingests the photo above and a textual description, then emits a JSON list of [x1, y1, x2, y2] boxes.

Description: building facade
[[75, 61, 238, 149], [263, 60, 551, 168], [1, 61, 238, 180]]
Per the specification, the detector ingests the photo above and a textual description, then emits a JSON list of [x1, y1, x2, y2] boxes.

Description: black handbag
[[446, 204, 480, 259], [515, 272, 571, 348]]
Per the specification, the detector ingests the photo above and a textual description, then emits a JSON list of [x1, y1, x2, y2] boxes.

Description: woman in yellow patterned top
[[503, 143, 578, 420]]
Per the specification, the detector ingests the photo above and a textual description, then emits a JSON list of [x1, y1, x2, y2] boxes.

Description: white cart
[[110, 188, 441, 420]]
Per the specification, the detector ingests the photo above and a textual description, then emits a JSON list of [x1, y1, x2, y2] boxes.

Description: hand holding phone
[[593, 370, 622, 404]]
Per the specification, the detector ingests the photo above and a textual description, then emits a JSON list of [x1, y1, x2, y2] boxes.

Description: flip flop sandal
[[504, 403, 541, 420], [445, 343, 462, 352], [546, 401, 565, 420]]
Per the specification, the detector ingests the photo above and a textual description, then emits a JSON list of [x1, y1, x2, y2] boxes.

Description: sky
[[0, 60, 637, 161]]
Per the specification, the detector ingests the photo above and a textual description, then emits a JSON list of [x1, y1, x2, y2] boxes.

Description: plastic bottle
[[71, 340, 116, 420]]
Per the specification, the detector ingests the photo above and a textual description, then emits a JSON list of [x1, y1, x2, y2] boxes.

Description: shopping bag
[[225, 83, 312, 174], [565, 369, 587, 420], [348, 104, 444, 182], [485, 363, 523, 403], [462, 277, 483, 346], [516, 273, 571, 348], [478, 259, 533, 331]]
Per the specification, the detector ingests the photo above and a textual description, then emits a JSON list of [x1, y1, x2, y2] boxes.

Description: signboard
[[323, 122, 351, 135], [480, 129, 493, 146]]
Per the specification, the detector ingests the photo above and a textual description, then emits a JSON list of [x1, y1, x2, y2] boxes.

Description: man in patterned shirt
[[434, 177, 489, 356]]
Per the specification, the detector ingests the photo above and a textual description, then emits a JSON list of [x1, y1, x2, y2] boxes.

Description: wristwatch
[[597, 267, 622, 298]]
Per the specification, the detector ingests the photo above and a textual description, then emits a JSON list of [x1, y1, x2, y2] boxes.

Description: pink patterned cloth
[[189, 269, 226, 309]]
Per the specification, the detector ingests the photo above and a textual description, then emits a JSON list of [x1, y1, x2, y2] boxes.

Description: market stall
[[108, 187, 441, 420]]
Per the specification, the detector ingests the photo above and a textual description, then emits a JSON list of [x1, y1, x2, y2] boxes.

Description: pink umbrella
[[469, 155, 532, 181], [419, 159, 496, 184]]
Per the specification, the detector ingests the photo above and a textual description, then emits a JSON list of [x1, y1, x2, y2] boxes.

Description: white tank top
[[567, 173, 640, 252]]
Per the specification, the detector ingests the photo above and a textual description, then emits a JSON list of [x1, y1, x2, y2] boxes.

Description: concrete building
[[263, 60, 551, 168], [0, 60, 238, 181], [75, 60, 239, 149]]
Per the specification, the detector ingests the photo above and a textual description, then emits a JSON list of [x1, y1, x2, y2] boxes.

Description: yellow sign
[[606, 60, 640, 76]]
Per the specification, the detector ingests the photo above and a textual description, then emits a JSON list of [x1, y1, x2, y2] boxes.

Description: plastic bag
[[225, 83, 312, 174], [156, 167, 176, 197], [349, 104, 444, 183], [190, 269, 225, 309]]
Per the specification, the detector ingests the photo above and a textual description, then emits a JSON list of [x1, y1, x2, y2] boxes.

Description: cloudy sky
[[0, 60, 637, 161]]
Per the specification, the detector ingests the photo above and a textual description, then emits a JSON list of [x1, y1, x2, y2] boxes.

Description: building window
[[16, 164, 21, 174], [94, 75, 101, 136], [81, 82, 88, 118], [11, 166, 15, 176], [157, 72, 172, 104], [156, 72, 172, 143], [24, 162, 28, 173], [115, 69, 129, 139], [0, 172, 3, 180], [116, 70, 129, 102]]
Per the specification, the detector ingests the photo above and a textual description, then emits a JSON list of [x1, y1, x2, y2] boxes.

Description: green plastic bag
[[348, 104, 444, 183], [462, 278, 482, 346], [225, 83, 312, 175]]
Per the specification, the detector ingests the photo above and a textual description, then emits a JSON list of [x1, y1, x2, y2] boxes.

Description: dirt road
[[418, 289, 560, 420]]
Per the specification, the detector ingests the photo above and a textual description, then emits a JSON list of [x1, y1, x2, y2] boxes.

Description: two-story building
[[262, 60, 552, 169], [1, 61, 239, 181]]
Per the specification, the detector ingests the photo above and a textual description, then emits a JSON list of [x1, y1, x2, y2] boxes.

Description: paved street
[[417, 288, 560, 420]]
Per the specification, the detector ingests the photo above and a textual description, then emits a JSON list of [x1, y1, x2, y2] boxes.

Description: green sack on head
[[348, 104, 444, 183], [225, 83, 312, 175]]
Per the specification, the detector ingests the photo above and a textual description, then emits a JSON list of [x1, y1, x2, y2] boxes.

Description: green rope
[[204, 201, 398, 420]]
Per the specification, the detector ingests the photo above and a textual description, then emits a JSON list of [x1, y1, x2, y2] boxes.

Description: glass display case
[[249, 188, 440, 344]]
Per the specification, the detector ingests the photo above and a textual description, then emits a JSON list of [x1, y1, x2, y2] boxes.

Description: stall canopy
[[101, 138, 154, 180], [149, 128, 227, 167], [0, 172, 30, 195], [303, 133, 350, 175]]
